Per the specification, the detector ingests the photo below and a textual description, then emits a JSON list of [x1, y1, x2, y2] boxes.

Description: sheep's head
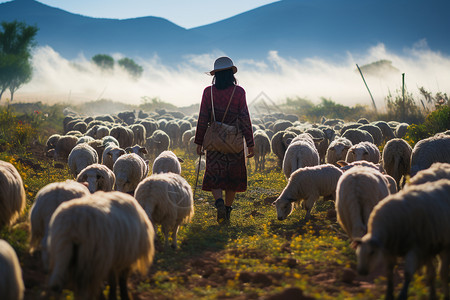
[[354, 235, 382, 276], [272, 198, 294, 221]]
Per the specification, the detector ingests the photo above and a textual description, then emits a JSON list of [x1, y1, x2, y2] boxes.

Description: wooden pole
[[402, 73, 405, 121], [356, 64, 377, 112]]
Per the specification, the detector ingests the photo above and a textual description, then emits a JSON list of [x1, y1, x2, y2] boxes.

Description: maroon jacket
[[194, 85, 254, 148]]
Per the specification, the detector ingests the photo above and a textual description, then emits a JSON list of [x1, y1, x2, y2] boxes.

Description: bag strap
[[210, 85, 237, 124]]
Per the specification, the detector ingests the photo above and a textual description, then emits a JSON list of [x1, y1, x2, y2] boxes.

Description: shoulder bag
[[202, 85, 244, 154]]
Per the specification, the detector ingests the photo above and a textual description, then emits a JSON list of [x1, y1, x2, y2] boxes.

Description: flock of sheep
[[0, 108, 449, 299]]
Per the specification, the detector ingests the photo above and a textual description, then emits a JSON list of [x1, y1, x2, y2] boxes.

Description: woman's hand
[[196, 145, 205, 155], [246, 146, 255, 158]]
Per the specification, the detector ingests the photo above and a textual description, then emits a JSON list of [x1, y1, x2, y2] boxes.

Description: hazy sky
[[0, 0, 278, 28]]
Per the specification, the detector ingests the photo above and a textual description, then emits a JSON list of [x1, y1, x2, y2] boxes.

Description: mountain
[[0, 0, 449, 63]]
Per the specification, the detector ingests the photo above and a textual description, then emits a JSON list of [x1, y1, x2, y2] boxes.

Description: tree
[[0, 21, 38, 101], [92, 54, 114, 71], [118, 57, 143, 79]]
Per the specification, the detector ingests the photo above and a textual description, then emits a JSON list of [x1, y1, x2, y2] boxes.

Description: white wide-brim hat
[[208, 56, 238, 76]]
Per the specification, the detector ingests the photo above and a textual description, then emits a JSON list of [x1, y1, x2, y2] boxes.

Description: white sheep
[[0, 160, 26, 230], [345, 141, 380, 164], [253, 129, 271, 171], [274, 164, 343, 221], [342, 128, 374, 145], [130, 124, 147, 146], [410, 134, 450, 177], [113, 153, 149, 194], [152, 150, 183, 175], [102, 144, 126, 170], [125, 144, 148, 159], [76, 164, 116, 193], [406, 162, 450, 187], [282, 140, 320, 179], [382, 138, 412, 189], [47, 191, 155, 300], [335, 166, 390, 240], [325, 137, 352, 166], [67, 143, 99, 178], [355, 179, 450, 300], [28, 180, 90, 268], [135, 172, 194, 249], [50, 135, 79, 161], [0, 239, 24, 300]]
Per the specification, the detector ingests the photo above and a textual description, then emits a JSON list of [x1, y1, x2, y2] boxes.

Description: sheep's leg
[[171, 226, 179, 249], [385, 258, 395, 300], [425, 259, 437, 300], [119, 269, 131, 300], [107, 272, 117, 300], [398, 250, 418, 300], [262, 154, 266, 171], [162, 225, 170, 249], [303, 195, 317, 221], [440, 251, 449, 300]]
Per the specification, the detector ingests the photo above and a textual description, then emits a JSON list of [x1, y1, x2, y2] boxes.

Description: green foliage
[[118, 57, 143, 79], [0, 107, 36, 152], [0, 21, 38, 101], [404, 105, 450, 147], [92, 54, 114, 71], [384, 87, 425, 124], [139, 96, 177, 111]]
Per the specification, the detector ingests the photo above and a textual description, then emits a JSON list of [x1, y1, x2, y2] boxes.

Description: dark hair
[[212, 68, 237, 90]]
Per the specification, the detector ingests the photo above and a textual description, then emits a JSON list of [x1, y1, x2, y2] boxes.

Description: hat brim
[[208, 66, 238, 76]]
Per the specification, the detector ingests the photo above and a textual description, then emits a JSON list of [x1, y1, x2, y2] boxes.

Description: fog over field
[[15, 41, 450, 111]]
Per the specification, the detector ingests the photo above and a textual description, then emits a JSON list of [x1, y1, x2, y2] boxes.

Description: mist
[[12, 42, 450, 112]]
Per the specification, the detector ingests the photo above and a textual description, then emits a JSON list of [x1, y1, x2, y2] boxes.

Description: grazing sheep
[[0, 160, 26, 230], [282, 140, 320, 179], [382, 138, 412, 189], [110, 126, 134, 149], [130, 124, 146, 146], [407, 162, 450, 187], [135, 172, 194, 249], [102, 145, 126, 170], [342, 128, 374, 145], [181, 128, 196, 152], [47, 191, 155, 300], [305, 128, 329, 163], [358, 124, 383, 146], [165, 120, 181, 148], [326, 137, 353, 166], [146, 129, 170, 158], [28, 180, 90, 264], [113, 153, 149, 194], [355, 179, 450, 300], [125, 144, 148, 159], [274, 164, 343, 221], [271, 130, 295, 168], [77, 164, 116, 193], [253, 129, 271, 171], [46, 134, 61, 151], [410, 134, 450, 177], [0, 239, 24, 300], [395, 122, 409, 138], [52, 135, 79, 161], [67, 143, 99, 178], [139, 120, 158, 138], [152, 150, 183, 175], [373, 120, 396, 143], [335, 166, 390, 240], [345, 141, 380, 164]]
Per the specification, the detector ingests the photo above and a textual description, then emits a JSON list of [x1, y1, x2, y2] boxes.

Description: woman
[[194, 57, 254, 224]]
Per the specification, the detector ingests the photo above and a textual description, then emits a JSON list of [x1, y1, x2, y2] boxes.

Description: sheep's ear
[[351, 239, 362, 249], [177, 157, 184, 163], [336, 160, 348, 167], [271, 199, 278, 207]]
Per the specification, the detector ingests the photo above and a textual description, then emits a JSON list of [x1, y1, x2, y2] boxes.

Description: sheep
[[282, 139, 320, 179], [271, 130, 295, 168], [406, 162, 450, 187], [152, 150, 183, 175], [326, 137, 352, 166], [272, 120, 293, 133], [139, 119, 158, 138], [345, 141, 380, 164], [76, 136, 94, 145], [358, 124, 383, 146], [395, 122, 409, 138], [125, 144, 148, 159], [335, 166, 390, 240], [0, 239, 24, 300], [382, 138, 412, 189], [342, 128, 374, 145], [28, 180, 90, 263], [273, 164, 343, 221], [96, 125, 110, 139], [51, 135, 79, 161], [373, 120, 396, 143], [253, 129, 271, 171], [47, 191, 155, 300], [134, 172, 194, 249], [355, 179, 450, 300], [110, 125, 134, 149], [67, 143, 99, 178], [0, 160, 26, 230], [165, 120, 181, 148], [146, 129, 170, 158], [101, 135, 120, 148], [339, 122, 361, 135], [102, 144, 126, 170], [113, 153, 149, 194], [77, 164, 116, 193], [130, 124, 146, 146], [181, 128, 196, 152], [45, 134, 61, 151], [410, 134, 450, 177]]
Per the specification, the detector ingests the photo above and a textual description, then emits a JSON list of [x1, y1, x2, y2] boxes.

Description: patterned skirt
[[202, 150, 247, 192]]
